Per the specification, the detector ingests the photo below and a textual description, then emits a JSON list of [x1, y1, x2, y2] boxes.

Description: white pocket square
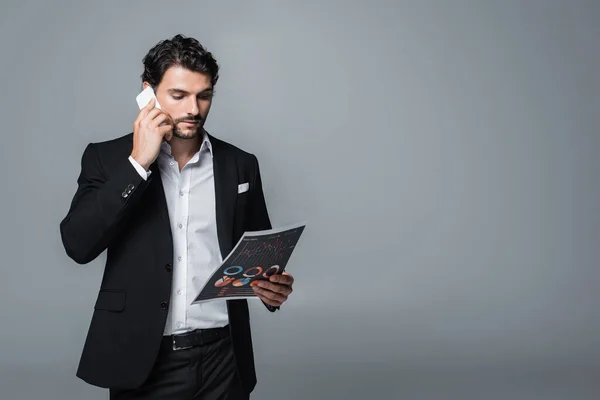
[[238, 182, 249, 194]]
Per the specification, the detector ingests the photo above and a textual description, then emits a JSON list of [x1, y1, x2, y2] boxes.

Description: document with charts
[[192, 222, 307, 303]]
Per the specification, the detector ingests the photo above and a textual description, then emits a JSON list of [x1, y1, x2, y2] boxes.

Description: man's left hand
[[252, 272, 294, 307]]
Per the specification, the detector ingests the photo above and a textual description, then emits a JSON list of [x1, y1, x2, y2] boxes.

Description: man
[[59, 34, 294, 399]]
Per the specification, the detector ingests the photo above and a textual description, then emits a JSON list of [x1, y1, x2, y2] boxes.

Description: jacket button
[[165, 262, 173, 272], [160, 301, 168, 310]]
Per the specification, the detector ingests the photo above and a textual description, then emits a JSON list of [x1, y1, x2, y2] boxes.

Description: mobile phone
[[135, 86, 162, 110]]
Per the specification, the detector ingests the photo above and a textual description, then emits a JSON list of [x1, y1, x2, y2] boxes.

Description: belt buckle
[[172, 335, 193, 351]]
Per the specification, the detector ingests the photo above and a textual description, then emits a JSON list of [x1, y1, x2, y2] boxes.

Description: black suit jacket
[[59, 132, 277, 392]]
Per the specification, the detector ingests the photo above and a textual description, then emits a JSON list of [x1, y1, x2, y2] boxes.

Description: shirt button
[[179, 191, 184, 196], [165, 262, 173, 272], [178, 223, 183, 229], [160, 301, 168, 310], [177, 289, 182, 295], [177, 256, 182, 262], [169, 161, 175, 166], [176, 322, 183, 328]]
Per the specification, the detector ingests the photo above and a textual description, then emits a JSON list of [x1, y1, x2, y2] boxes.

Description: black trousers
[[109, 333, 248, 400]]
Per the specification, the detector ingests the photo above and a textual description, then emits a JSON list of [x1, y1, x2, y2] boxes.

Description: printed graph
[[193, 223, 306, 302]]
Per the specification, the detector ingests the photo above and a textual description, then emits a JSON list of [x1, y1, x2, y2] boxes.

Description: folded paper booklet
[[192, 222, 307, 303]]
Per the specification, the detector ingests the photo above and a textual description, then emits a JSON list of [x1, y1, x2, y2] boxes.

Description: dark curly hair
[[141, 34, 219, 89]]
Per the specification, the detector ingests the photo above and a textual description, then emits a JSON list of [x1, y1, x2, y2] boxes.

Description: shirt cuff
[[128, 156, 152, 180]]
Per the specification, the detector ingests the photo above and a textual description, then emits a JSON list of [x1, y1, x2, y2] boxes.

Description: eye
[[172, 96, 184, 100]]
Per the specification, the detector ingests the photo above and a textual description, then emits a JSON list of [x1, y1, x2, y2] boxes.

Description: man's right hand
[[130, 97, 174, 170]]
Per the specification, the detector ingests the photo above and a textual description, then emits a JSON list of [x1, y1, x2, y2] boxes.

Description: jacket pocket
[[94, 289, 126, 312]]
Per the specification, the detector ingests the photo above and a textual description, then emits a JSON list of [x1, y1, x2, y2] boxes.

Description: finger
[[257, 280, 283, 293], [255, 292, 280, 307], [162, 112, 175, 127], [158, 124, 173, 138], [256, 281, 292, 296], [146, 96, 156, 110], [150, 113, 172, 128], [142, 107, 163, 124], [253, 283, 287, 299], [163, 112, 175, 127], [269, 273, 294, 285], [253, 286, 286, 305], [136, 97, 156, 123], [150, 109, 172, 121]]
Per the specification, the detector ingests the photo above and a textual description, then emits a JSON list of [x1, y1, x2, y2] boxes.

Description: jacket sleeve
[[59, 143, 151, 264], [246, 155, 281, 313]]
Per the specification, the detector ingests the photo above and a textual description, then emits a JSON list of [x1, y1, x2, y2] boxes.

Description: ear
[[142, 81, 150, 90]]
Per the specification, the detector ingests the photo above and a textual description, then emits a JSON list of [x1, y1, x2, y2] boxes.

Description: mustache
[[173, 116, 202, 124]]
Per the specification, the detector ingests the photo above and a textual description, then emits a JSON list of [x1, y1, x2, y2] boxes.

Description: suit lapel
[[148, 160, 170, 224], [209, 133, 237, 259]]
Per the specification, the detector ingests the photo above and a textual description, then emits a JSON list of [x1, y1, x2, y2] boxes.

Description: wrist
[[130, 153, 150, 171]]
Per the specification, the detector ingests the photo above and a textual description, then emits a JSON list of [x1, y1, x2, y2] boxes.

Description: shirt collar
[[159, 130, 213, 159], [202, 132, 213, 158]]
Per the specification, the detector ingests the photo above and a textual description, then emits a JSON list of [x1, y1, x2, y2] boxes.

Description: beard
[[172, 116, 204, 139]]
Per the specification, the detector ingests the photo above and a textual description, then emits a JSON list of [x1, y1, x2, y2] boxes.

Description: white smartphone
[[135, 86, 162, 110]]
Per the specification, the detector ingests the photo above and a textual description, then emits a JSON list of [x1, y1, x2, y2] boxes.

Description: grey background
[[0, 0, 598, 399]]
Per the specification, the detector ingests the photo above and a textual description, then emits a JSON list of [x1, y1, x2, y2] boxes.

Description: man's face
[[145, 65, 214, 140]]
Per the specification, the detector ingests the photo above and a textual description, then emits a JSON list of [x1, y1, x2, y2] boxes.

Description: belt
[[163, 325, 230, 351]]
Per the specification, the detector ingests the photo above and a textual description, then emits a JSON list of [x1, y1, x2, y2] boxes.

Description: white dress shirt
[[128, 134, 229, 335]]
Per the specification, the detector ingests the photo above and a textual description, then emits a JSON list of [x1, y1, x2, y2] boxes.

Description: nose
[[187, 96, 199, 115]]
